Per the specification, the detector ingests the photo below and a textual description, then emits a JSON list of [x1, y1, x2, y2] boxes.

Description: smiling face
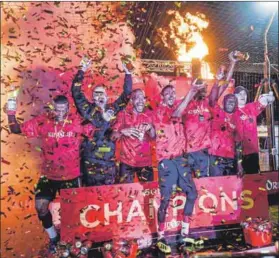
[[162, 86, 176, 107], [53, 102, 69, 121], [93, 86, 108, 108], [132, 89, 145, 113], [224, 95, 237, 113], [235, 90, 247, 108]]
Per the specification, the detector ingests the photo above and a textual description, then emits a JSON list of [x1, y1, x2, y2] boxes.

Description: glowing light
[[259, 2, 278, 10], [158, 11, 214, 79]]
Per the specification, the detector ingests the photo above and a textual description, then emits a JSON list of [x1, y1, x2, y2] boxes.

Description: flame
[[158, 11, 214, 79]]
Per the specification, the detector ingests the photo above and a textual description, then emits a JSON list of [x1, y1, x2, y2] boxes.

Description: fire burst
[[158, 10, 214, 79]]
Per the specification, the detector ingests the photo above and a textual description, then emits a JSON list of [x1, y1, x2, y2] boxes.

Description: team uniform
[[182, 98, 212, 178], [235, 101, 266, 174], [113, 107, 154, 183], [71, 70, 132, 186], [20, 113, 94, 200], [209, 105, 242, 176], [152, 102, 197, 223]]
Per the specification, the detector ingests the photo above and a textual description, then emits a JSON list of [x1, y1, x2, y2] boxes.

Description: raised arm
[[8, 114, 22, 134], [209, 51, 238, 107], [71, 57, 105, 127], [112, 63, 133, 113], [172, 79, 206, 118], [5, 100, 22, 133]]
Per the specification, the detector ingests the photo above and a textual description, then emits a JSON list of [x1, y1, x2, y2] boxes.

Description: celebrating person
[[71, 57, 133, 186], [173, 51, 239, 178], [234, 86, 275, 173], [152, 84, 198, 253], [112, 88, 155, 183], [5, 95, 95, 254], [209, 93, 243, 176]]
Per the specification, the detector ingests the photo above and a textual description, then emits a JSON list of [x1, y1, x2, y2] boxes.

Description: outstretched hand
[[4, 101, 17, 115], [80, 56, 92, 72], [122, 62, 133, 74], [191, 79, 207, 92], [228, 51, 238, 63]]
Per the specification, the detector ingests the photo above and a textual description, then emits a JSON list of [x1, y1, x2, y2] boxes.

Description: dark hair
[[131, 88, 144, 98], [53, 95, 69, 104], [161, 84, 174, 95], [234, 86, 248, 95]]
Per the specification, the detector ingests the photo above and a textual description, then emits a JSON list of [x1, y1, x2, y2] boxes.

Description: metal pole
[[263, 10, 277, 171]]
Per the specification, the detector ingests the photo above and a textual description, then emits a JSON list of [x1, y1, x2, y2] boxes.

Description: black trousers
[[242, 153, 260, 174]]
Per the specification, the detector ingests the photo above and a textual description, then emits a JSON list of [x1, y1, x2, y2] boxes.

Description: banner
[[260, 171, 279, 195], [60, 174, 269, 243]]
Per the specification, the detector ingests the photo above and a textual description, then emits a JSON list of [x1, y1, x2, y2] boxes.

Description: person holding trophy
[[112, 88, 155, 184], [5, 94, 95, 254]]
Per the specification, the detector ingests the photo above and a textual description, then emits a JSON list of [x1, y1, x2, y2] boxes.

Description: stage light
[[259, 2, 278, 11]]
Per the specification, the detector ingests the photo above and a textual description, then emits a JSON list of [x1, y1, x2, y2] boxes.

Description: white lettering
[[80, 204, 100, 228], [48, 131, 74, 138], [188, 107, 210, 115], [266, 180, 273, 191], [220, 188, 238, 211], [172, 196, 186, 216], [127, 200, 146, 222], [199, 193, 218, 213], [104, 202, 123, 225]]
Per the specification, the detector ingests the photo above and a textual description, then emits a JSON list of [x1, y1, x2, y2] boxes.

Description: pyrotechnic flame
[[158, 10, 214, 79]]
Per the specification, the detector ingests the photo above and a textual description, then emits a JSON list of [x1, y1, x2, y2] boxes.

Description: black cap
[[234, 86, 248, 95]]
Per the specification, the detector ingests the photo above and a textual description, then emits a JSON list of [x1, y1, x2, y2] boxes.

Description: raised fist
[[259, 91, 275, 106], [228, 51, 239, 63], [5, 99, 17, 115], [80, 56, 92, 72], [191, 78, 207, 92], [122, 62, 134, 74]]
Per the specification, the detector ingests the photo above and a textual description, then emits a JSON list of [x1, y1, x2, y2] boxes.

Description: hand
[[5, 100, 17, 115], [122, 62, 133, 74], [138, 123, 153, 133], [228, 51, 239, 63], [237, 163, 244, 178], [215, 65, 227, 80], [111, 131, 122, 141], [258, 92, 275, 106], [121, 127, 141, 139], [80, 56, 92, 72], [267, 91, 275, 104], [191, 78, 207, 92], [102, 109, 115, 122]]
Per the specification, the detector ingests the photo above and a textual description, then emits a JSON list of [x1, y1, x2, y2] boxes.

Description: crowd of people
[[6, 52, 275, 254]]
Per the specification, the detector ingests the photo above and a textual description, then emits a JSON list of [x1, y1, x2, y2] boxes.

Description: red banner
[[60, 175, 269, 243], [259, 171, 279, 195]]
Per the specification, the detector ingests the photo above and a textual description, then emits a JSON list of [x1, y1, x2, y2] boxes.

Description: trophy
[[121, 56, 135, 71], [7, 86, 18, 111], [233, 50, 249, 61]]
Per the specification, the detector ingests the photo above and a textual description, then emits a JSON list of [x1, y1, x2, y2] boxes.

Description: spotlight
[[259, 2, 278, 11]]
